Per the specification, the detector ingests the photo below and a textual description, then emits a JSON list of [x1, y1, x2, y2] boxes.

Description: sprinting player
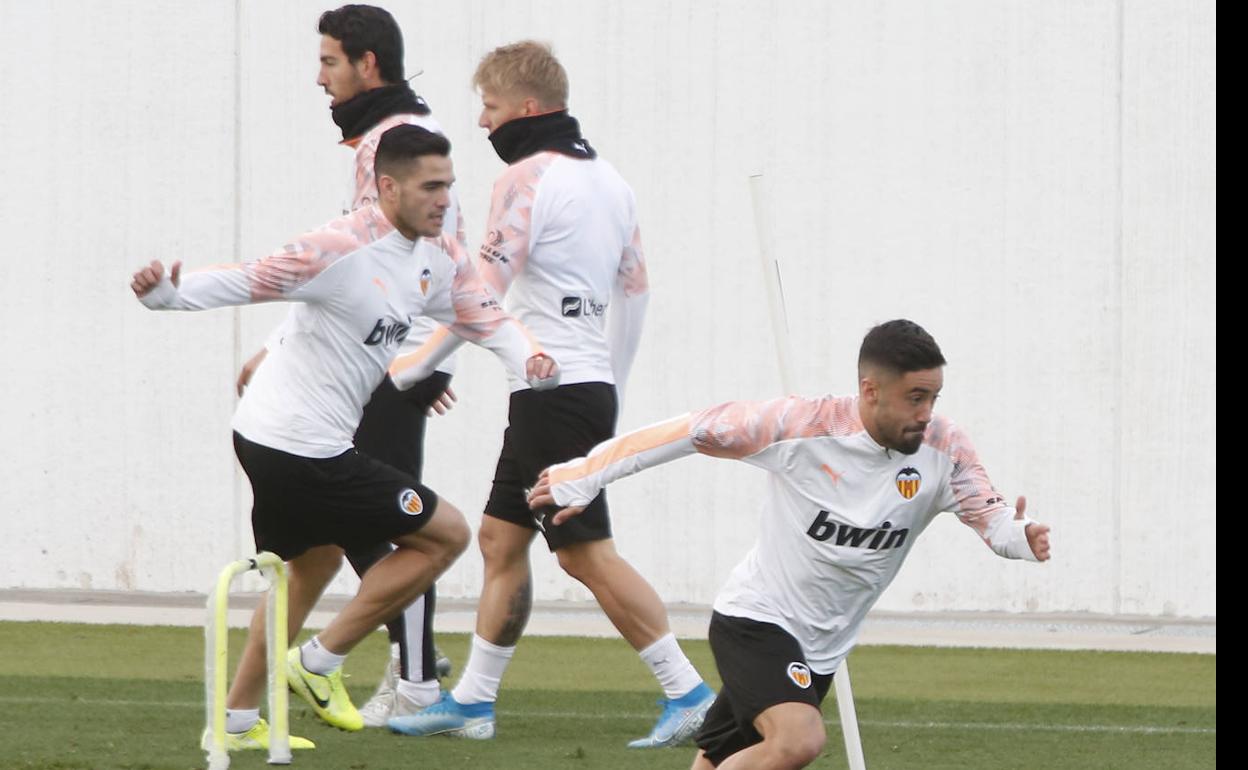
[[131, 125, 557, 752], [528, 320, 1054, 770], [236, 4, 461, 726], [388, 40, 714, 748]]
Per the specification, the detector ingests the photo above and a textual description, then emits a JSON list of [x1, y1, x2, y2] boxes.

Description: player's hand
[[525, 352, 560, 390], [1015, 496, 1051, 562], [237, 348, 268, 397], [527, 468, 586, 525], [427, 385, 458, 417], [130, 259, 182, 297]]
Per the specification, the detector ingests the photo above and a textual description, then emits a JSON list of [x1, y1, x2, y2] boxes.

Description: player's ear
[[377, 173, 397, 200], [859, 373, 879, 406], [358, 50, 378, 77]]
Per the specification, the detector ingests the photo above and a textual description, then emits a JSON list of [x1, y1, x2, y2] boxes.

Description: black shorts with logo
[[484, 382, 617, 552], [233, 432, 439, 561], [695, 611, 835, 766]]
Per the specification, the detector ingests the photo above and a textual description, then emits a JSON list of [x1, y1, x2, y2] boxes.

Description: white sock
[[450, 634, 515, 704], [396, 677, 442, 708], [639, 632, 703, 700], [225, 707, 260, 734], [301, 636, 346, 675]]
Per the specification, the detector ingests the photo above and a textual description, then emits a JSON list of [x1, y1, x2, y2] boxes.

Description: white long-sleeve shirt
[[412, 151, 649, 396], [140, 205, 543, 458], [545, 395, 1039, 673]]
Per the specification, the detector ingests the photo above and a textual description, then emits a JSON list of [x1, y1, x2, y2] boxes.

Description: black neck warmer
[[488, 110, 597, 164], [331, 83, 431, 143]]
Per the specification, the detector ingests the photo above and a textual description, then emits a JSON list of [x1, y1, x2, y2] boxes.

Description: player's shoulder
[[313, 206, 397, 257], [921, 414, 977, 462], [496, 151, 560, 187], [786, 394, 863, 438]]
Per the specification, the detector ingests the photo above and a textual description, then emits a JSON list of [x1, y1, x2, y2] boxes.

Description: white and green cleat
[[286, 646, 364, 731]]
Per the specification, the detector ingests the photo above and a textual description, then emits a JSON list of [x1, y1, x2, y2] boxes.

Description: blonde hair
[[473, 40, 569, 109]]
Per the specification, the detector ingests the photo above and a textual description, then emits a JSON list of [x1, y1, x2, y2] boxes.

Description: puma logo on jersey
[[364, 318, 411, 346], [561, 296, 606, 318], [806, 511, 909, 550], [820, 464, 843, 485]]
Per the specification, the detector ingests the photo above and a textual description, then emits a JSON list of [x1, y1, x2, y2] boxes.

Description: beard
[[893, 427, 926, 455]]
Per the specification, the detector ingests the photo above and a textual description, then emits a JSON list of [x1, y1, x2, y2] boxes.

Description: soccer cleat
[[359, 649, 401, 727], [627, 682, 716, 748], [200, 718, 316, 751], [387, 691, 496, 739], [286, 646, 364, 731]]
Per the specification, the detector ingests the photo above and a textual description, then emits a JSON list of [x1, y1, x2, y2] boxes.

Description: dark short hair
[[858, 319, 946, 376], [375, 125, 451, 181], [318, 5, 404, 84]]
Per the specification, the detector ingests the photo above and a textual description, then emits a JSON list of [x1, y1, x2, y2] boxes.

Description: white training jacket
[[408, 151, 649, 397], [139, 205, 546, 458], [545, 395, 1040, 673]]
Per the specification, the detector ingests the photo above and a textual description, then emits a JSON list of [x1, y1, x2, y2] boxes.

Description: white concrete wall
[[0, 0, 1215, 618]]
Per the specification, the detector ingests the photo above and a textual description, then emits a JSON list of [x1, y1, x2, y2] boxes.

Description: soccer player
[[528, 319, 1054, 770], [236, 4, 461, 726], [131, 125, 557, 751], [387, 40, 715, 748]]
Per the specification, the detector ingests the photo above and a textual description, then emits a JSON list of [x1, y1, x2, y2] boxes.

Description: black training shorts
[[484, 382, 617, 551], [233, 432, 439, 560], [695, 611, 834, 766]]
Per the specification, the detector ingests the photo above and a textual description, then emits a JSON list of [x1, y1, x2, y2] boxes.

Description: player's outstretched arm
[[527, 412, 706, 524], [388, 319, 559, 392], [528, 396, 848, 523], [391, 235, 559, 391], [131, 209, 378, 313]]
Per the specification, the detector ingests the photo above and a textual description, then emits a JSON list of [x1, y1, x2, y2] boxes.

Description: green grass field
[[1, 622, 1214, 769]]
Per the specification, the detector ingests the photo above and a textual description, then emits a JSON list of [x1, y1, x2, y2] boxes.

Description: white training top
[[139, 205, 544, 458], [546, 395, 1039, 673], [415, 150, 650, 395]]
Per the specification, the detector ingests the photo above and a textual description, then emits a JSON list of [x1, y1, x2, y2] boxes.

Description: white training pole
[[749, 173, 868, 770], [748, 174, 799, 396]]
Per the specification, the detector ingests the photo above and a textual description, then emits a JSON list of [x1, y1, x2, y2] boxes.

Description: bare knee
[[769, 727, 825, 768], [391, 501, 470, 570], [755, 704, 826, 769], [440, 504, 471, 558], [555, 540, 618, 585], [478, 518, 533, 572], [426, 501, 471, 567]]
